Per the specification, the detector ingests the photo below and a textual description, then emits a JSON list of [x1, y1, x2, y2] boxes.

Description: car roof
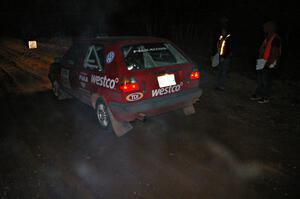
[[76, 36, 171, 46]]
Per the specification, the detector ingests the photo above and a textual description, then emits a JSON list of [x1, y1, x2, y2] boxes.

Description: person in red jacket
[[251, 21, 281, 103]]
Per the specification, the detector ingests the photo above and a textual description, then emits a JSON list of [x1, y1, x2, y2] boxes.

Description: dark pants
[[255, 69, 273, 98], [216, 58, 230, 89]]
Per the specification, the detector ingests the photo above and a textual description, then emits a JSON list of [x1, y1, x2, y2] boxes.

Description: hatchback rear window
[[122, 43, 189, 71]]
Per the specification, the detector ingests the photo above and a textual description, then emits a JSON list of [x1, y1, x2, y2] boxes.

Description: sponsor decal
[[106, 51, 115, 64], [133, 47, 167, 53], [79, 73, 89, 88], [91, 75, 119, 90], [126, 92, 144, 102], [152, 82, 183, 97], [79, 74, 88, 83]]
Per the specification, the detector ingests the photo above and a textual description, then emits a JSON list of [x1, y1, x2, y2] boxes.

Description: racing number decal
[[61, 68, 71, 89], [126, 92, 144, 102]]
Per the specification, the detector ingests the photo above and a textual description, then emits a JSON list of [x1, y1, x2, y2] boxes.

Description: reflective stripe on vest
[[263, 34, 277, 60], [218, 34, 231, 56]]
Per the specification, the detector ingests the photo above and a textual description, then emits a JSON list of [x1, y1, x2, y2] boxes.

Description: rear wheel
[[96, 99, 111, 129]]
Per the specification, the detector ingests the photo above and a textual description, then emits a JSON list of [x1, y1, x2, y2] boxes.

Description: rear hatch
[[119, 42, 200, 102]]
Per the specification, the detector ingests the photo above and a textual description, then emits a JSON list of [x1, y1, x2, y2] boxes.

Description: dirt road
[[0, 39, 299, 199]]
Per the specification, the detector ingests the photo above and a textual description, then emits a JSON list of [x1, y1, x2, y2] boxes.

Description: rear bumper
[[109, 87, 202, 121]]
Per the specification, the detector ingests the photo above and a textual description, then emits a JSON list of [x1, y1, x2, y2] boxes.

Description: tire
[[95, 99, 112, 129]]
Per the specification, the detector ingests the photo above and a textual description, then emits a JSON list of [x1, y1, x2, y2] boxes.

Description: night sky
[[1, 0, 299, 37], [1, 0, 299, 76]]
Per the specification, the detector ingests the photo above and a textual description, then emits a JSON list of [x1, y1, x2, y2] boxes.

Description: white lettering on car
[[126, 92, 144, 102], [152, 82, 183, 97], [133, 47, 167, 53], [91, 75, 119, 90], [79, 74, 88, 82]]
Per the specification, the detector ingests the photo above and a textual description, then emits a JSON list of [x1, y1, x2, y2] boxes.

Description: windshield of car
[[122, 43, 189, 71]]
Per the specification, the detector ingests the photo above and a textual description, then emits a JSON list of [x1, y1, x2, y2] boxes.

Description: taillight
[[119, 78, 140, 92], [190, 71, 200, 80]]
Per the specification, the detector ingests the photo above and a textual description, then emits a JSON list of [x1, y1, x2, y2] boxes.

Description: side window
[[84, 45, 105, 71]]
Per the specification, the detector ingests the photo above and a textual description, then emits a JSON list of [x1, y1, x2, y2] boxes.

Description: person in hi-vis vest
[[215, 27, 232, 91], [251, 21, 281, 104]]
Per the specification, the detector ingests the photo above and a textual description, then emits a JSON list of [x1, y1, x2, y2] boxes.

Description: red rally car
[[48, 37, 202, 136]]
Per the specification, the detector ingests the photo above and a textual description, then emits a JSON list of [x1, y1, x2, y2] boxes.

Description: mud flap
[[107, 109, 133, 137], [183, 105, 195, 116]]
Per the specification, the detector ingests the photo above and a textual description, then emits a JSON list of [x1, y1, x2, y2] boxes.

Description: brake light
[[190, 71, 200, 80], [119, 78, 140, 92]]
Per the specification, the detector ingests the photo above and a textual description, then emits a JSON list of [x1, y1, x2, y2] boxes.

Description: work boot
[[215, 86, 225, 91], [258, 97, 270, 104], [250, 94, 260, 100]]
